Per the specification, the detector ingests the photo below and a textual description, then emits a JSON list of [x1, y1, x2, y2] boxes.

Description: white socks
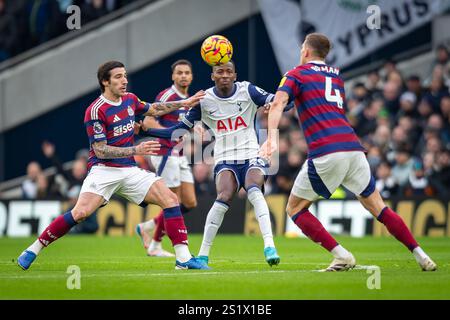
[[413, 247, 428, 263], [141, 219, 156, 233], [247, 187, 275, 248], [174, 244, 191, 263], [27, 240, 44, 255], [148, 240, 162, 252], [198, 201, 229, 257], [331, 244, 352, 259]]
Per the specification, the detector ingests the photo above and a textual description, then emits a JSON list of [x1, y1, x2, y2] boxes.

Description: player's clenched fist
[[135, 140, 161, 155], [259, 138, 278, 163]]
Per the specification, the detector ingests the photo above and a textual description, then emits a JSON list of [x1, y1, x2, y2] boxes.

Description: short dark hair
[[304, 33, 331, 59], [97, 61, 125, 93], [212, 59, 235, 71], [407, 75, 420, 82], [171, 59, 192, 73]]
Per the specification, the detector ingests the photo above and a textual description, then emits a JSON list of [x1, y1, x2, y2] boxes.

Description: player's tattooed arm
[[92, 140, 160, 158], [146, 101, 187, 117], [144, 90, 206, 117]]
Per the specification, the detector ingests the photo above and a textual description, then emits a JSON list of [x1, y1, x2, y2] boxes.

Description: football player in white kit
[[141, 61, 292, 267]]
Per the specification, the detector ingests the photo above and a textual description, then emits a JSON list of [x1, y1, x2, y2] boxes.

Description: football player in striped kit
[[17, 61, 209, 270], [261, 33, 437, 272], [136, 60, 198, 257]]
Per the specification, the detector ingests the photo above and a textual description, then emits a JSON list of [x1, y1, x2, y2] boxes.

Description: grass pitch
[[0, 235, 449, 299]]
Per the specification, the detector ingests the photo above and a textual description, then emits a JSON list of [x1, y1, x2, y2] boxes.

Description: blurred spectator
[[42, 141, 87, 198], [0, 0, 19, 62], [355, 98, 382, 136], [387, 70, 404, 90], [367, 145, 382, 173], [428, 149, 450, 197], [380, 59, 397, 82], [372, 124, 391, 153], [382, 81, 401, 117], [440, 96, 450, 122], [406, 75, 423, 102], [81, 0, 109, 25], [395, 92, 419, 123], [427, 113, 449, 146], [403, 160, 435, 197], [41, 141, 95, 232], [386, 126, 408, 162], [375, 161, 399, 199], [425, 136, 443, 155], [22, 161, 46, 199], [423, 152, 436, 176], [391, 145, 414, 187], [423, 74, 449, 112], [349, 82, 369, 118], [397, 116, 420, 145], [0, 0, 139, 63], [433, 44, 449, 71], [23, 0, 66, 49], [417, 97, 434, 127], [365, 70, 383, 98]]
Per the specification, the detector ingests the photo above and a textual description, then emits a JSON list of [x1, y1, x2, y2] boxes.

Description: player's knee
[[160, 190, 179, 208], [71, 207, 91, 222], [286, 200, 308, 217], [285, 203, 296, 217], [184, 198, 197, 209], [216, 191, 233, 205]]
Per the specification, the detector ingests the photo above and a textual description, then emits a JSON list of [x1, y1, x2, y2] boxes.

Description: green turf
[[0, 235, 449, 299]]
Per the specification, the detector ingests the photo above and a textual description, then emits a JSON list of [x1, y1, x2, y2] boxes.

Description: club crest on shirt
[[93, 122, 103, 134], [127, 106, 134, 116], [237, 101, 245, 111]]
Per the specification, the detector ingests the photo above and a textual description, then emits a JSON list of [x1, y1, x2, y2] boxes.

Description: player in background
[[135, 60, 197, 257], [17, 61, 209, 270], [260, 33, 437, 271], [140, 61, 294, 267]]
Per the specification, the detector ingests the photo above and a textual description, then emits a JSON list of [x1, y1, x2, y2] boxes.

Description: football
[[200, 35, 233, 66]]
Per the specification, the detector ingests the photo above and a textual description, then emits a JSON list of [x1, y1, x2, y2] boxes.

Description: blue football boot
[[175, 257, 211, 270], [196, 255, 209, 267], [17, 250, 37, 270], [264, 247, 280, 267]]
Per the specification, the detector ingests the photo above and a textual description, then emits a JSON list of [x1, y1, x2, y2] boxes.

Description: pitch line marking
[[0, 269, 314, 279]]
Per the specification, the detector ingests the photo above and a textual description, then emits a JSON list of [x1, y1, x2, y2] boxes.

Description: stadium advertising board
[[0, 196, 449, 237]]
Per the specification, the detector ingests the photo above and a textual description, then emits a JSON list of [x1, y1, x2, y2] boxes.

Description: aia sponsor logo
[[217, 116, 247, 132], [113, 120, 135, 136]]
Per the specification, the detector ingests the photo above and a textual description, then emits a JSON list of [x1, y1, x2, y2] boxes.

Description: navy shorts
[[213, 157, 269, 192]]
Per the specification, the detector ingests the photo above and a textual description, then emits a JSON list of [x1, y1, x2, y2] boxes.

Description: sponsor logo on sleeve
[[93, 122, 103, 134]]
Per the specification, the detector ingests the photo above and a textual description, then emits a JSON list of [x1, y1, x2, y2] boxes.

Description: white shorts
[[80, 166, 162, 205], [150, 155, 194, 188], [292, 151, 375, 201]]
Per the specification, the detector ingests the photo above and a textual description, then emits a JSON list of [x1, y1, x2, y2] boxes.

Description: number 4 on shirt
[[325, 76, 343, 109]]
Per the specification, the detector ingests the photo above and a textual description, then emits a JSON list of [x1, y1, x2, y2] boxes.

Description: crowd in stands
[[0, 0, 140, 63]]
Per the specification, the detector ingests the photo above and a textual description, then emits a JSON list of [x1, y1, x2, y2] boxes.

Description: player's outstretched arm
[[140, 121, 191, 139], [140, 103, 201, 139], [259, 90, 289, 159], [92, 140, 160, 159], [263, 100, 295, 114], [145, 90, 205, 117]]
